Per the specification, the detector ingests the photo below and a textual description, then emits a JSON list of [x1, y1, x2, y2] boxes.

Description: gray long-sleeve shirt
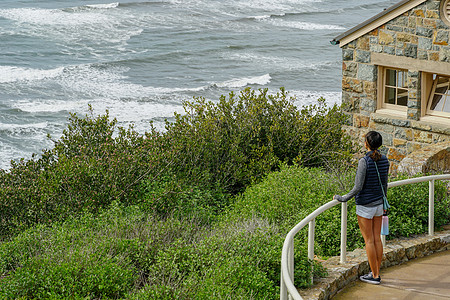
[[334, 157, 383, 207]]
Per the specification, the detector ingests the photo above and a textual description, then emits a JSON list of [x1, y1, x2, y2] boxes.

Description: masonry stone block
[[414, 130, 433, 143], [342, 49, 354, 61], [407, 108, 420, 120], [434, 30, 449, 45], [416, 26, 433, 37], [396, 32, 412, 42], [379, 30, 395, 45], [414, 9, 425, 18], [388, 147, 406, 161], [436, 19, 448, 29], [357, 64, 377, 81], [393, 138, 407, 147], [426, 10, 439, 19], [429, 51, 440, 60], [418, 50, 428, 59], [396, 48, 405, 56], [370, 44, 383, 53], [342, 77, 363, 93], [423, 18, 437, 28], [386, 24, 404, 32], [383, 46, 395, 55], [408, 99, 420, 109], [411, 120, 432, 131], [405, 43, 418, 58], [354, 114, 370, 128], [343, 62, 357, 77], [439, 46, 450, 62], [356, 50, 371, 63], [418, 37, 432, 49], [407, 141, 424, 153], [356, 36, 370, 50], [380, 131, 393, 146]]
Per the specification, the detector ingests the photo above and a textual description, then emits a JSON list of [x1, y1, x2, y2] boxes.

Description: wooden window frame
[[425, 73, 450, 119], [377, 66, 408, 113]]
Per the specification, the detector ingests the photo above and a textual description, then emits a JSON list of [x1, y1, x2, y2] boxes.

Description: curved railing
[[280, 174, 450, 300]]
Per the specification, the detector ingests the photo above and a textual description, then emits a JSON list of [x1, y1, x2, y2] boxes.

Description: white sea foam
[[0, 5, 143, 47], [0, 122, 48, 131], [0, 7, 109, 26], [264, 19, 345, 30], [0, 66, 64, 83], [216, 74, 271, 88], [86, 3, 120, 9], [289, 90, 342, 107]]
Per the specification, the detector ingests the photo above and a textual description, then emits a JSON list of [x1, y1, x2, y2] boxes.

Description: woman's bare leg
[[357, 215, 380, 278], [372, 215, 383, 275]]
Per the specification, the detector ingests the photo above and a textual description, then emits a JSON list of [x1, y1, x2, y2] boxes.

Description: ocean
[[0, 0, 397, 170]]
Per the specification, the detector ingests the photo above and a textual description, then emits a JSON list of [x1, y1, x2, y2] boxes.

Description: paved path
[[332, 249, 450, 299]]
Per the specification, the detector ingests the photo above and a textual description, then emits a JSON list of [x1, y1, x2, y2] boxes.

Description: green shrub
[[0, 254, 136, 299], [0, 88, 354, 239], [139, 173, 229, 221], [386, 174, 450, 238], [0, 108, 165, 238], [163, 88, 354, 194]]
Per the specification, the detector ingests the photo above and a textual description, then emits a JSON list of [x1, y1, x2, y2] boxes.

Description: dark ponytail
[[365, 131, 383, 161]]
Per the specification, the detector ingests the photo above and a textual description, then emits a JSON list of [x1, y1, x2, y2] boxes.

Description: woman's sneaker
[[360, 273, 381, 285]]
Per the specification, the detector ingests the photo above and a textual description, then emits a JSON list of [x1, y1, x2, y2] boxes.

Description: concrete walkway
[[299, 226, 450, 300], [332, 249, 450, 299]]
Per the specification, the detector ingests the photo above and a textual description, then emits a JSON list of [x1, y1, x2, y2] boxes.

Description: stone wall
[[341, 0, 450, 172]]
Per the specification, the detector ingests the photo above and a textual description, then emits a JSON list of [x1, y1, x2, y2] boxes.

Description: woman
[[334, 131, 389, 285]]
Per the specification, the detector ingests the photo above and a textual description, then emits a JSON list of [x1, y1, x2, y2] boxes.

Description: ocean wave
[[289, 90, 342, 107], [263, 18, 345, 30], [0, 7, 111, 26], [215, 74, 271, 88], [0, 66, 64, 83], [0, 121, 49, 133], [221, 52, 332, 72], [86, 2, 120, 9]]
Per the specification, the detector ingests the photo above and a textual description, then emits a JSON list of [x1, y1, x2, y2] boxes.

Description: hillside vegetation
[[0, 88, 448, 299]]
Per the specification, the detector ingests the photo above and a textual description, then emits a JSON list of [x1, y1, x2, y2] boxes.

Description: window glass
[[397, 89, 408, 106], [397, 71, 407, 88], [429, 75, 450, 114], [385, 87, 395, 104], [385, 69, 396, 86]]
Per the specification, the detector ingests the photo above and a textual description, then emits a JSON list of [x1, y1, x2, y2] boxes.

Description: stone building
[[331, 0, 450, 174]]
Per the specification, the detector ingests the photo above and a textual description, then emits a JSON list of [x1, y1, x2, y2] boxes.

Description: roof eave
[[331, 0, 428, 47]]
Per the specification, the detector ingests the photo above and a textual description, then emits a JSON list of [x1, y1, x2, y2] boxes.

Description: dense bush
[[0, 88, 354, 238], [0, 202, 322, 299], [386, 173, 450, 238], [0, 165, 448, 299], [163, 88, 354, 194], [0, 108, 166, 237]]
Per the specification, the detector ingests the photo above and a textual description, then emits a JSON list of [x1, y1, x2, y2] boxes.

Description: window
[[378, 67, 408, 112], [426, 74, 450, 117], [384, 68, 408, 106]]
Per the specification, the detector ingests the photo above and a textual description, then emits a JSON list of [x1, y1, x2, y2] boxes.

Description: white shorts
[[356, 204, 384, 219]]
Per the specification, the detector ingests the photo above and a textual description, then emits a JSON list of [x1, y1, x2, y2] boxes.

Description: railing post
[[280, 269, 287, 300], [308, 219, 315, 285], [340, 201, 347, 264], [288, 240, 294, 300], [429, 179, 435, 236]]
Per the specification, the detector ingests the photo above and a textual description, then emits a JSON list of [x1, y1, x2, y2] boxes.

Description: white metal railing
[[280, 174, 450, 300]]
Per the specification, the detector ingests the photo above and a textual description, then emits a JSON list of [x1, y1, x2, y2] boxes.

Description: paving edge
[[299, 227, 450, 300]]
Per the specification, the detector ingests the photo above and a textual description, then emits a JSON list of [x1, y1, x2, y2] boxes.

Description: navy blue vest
[[355, 152, 389, 206]]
